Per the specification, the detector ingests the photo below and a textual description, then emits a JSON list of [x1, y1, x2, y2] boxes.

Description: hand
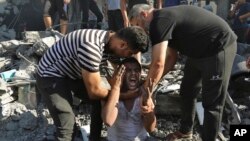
[[239, 16, 245, 23], [124, 18, 130, 27], [141, 97, 155, 114], [64, 0, 71, 4], [246, 57, 250, 69], [109, 65, 126, 89], [140, 78, 156, 113]]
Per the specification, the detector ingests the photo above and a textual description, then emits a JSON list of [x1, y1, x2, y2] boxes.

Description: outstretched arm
[[143, 41, 168, 89], [82, 70, 109, 99], [141, 78, 156, 132], [101, 65, 126, 127]]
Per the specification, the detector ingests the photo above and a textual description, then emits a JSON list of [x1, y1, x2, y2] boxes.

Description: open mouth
[[128, 77, 138, 89]]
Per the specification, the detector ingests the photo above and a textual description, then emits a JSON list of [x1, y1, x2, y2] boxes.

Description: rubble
[[0, 29, 250, 141], [0, 30, 62, 140]]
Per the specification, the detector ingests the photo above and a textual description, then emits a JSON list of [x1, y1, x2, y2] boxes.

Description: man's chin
[[127, 85, 138, 90]]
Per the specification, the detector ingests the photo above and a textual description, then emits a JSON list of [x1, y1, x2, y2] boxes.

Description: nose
[[131, 70, 136, 74]]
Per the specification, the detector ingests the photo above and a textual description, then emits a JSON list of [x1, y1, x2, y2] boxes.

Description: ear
[[140, 11, 147, 18], [120, 40, 127, 49]]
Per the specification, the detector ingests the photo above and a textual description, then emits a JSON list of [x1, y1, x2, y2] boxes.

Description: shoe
[[165, 131, 192, 141]]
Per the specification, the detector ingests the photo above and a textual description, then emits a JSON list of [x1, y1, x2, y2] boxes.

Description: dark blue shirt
[[164, 0, 180, 7], [233, 2, 250, 29]]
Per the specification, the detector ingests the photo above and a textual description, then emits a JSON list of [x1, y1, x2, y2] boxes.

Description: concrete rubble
[[0, 30, 250, 141], [0, 2, 249, 138]]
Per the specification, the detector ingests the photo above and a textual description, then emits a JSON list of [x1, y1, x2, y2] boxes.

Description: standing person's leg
[[89, 0, 103, 29], [36, 76, 75, 141], [71, 79, 103, 141], [108, 10, 115, 31], [108, 10, 124, 31], [200, 42, 236, 141], [79, 0, 90, 28], [56, 0, 68, 34], [179, 59, 202, 134], [43, 0, 55, 29], [89, 100, 103, 141], [166, 59, 202, 140], [113, 9, 124, 31]]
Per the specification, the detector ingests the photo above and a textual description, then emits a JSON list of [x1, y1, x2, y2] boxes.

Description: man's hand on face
[[109, 65, 126, 89]]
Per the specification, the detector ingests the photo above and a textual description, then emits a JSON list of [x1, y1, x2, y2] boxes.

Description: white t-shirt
[[107, 0, 121, 10], [107, 97, 149, 141]]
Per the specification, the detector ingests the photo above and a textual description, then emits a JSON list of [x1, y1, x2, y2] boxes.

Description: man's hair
[[116, 26, 149, 53], [128, 4, 152, 20], [121, 57, 141, 72]]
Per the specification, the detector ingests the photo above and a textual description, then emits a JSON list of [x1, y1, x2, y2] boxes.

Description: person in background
[[79, 0, 104, 29], [120, 0, 156, 63], [43, 0, 70, 34], [246, 56, 250, 68], [228, 0, 250, 43], [129, 4, 237, 141], [107, 0, 124, 31], [203, 0, 213, 12], [158, 0, 180, 8], [102, 57, 156, 141], [36, 26, 149, 141]]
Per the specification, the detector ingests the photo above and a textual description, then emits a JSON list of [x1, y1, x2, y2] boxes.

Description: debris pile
[[0, 30, 63, 141], [0, 29, 250, 141]]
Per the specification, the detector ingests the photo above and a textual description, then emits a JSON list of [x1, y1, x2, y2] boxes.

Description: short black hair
[[121, 57, 141, 72], [116, 26, 149, 53]]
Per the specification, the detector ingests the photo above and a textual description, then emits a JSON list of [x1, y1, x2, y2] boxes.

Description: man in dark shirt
[[129, 4, 237, 141]]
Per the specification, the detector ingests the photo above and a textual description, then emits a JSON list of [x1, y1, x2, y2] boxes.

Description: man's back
[[150, 5, 237, 58]]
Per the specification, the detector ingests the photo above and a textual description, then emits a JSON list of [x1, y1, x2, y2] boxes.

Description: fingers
[[141, 102, 154, 114], [118, 65, 125, 78], [147, 78, 156, 98]]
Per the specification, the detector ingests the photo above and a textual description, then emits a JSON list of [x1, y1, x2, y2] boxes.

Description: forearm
[[162, 54, 177, 76], [120, 0, 128, 25], [89, 86, 110, 99], [157, 0, 163, 9], [143, 111, 156, 132], [120, 0, 127, 18], [240, 12, 250, 20], [144, 62, 164, 88], [82, 70, 110, 99], [102, 87, 120, 126]]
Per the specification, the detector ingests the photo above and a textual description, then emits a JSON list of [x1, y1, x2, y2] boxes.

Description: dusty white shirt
[[107, 97, 149, 141]]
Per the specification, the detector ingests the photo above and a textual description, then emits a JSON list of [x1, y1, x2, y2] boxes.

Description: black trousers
[[79, 0, 103, 29], [233, 28, 249, 43], [107, 9, 124, 31], [179, 41, 237, 141], [43, 0, 68, 20], [36, 75, 102, 141]]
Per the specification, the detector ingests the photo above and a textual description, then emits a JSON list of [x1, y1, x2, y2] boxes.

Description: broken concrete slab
[[155, 93, 182, 115]]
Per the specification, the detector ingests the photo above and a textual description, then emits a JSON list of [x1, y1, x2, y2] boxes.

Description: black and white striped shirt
[[37, 29, 109, 79]]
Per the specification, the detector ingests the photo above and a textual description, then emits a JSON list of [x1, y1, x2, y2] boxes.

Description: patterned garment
[[37, 29, 109, 79]]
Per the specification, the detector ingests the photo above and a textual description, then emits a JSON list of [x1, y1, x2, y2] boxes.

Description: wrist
[[111, 86, 120, 90]]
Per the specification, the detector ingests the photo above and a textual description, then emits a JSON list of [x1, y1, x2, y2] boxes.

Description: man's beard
[[144, 21, 150, 33], [104, 41, 114, 54]]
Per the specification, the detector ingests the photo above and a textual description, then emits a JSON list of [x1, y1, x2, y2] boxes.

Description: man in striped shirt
[[36, 26, 149, 141]]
